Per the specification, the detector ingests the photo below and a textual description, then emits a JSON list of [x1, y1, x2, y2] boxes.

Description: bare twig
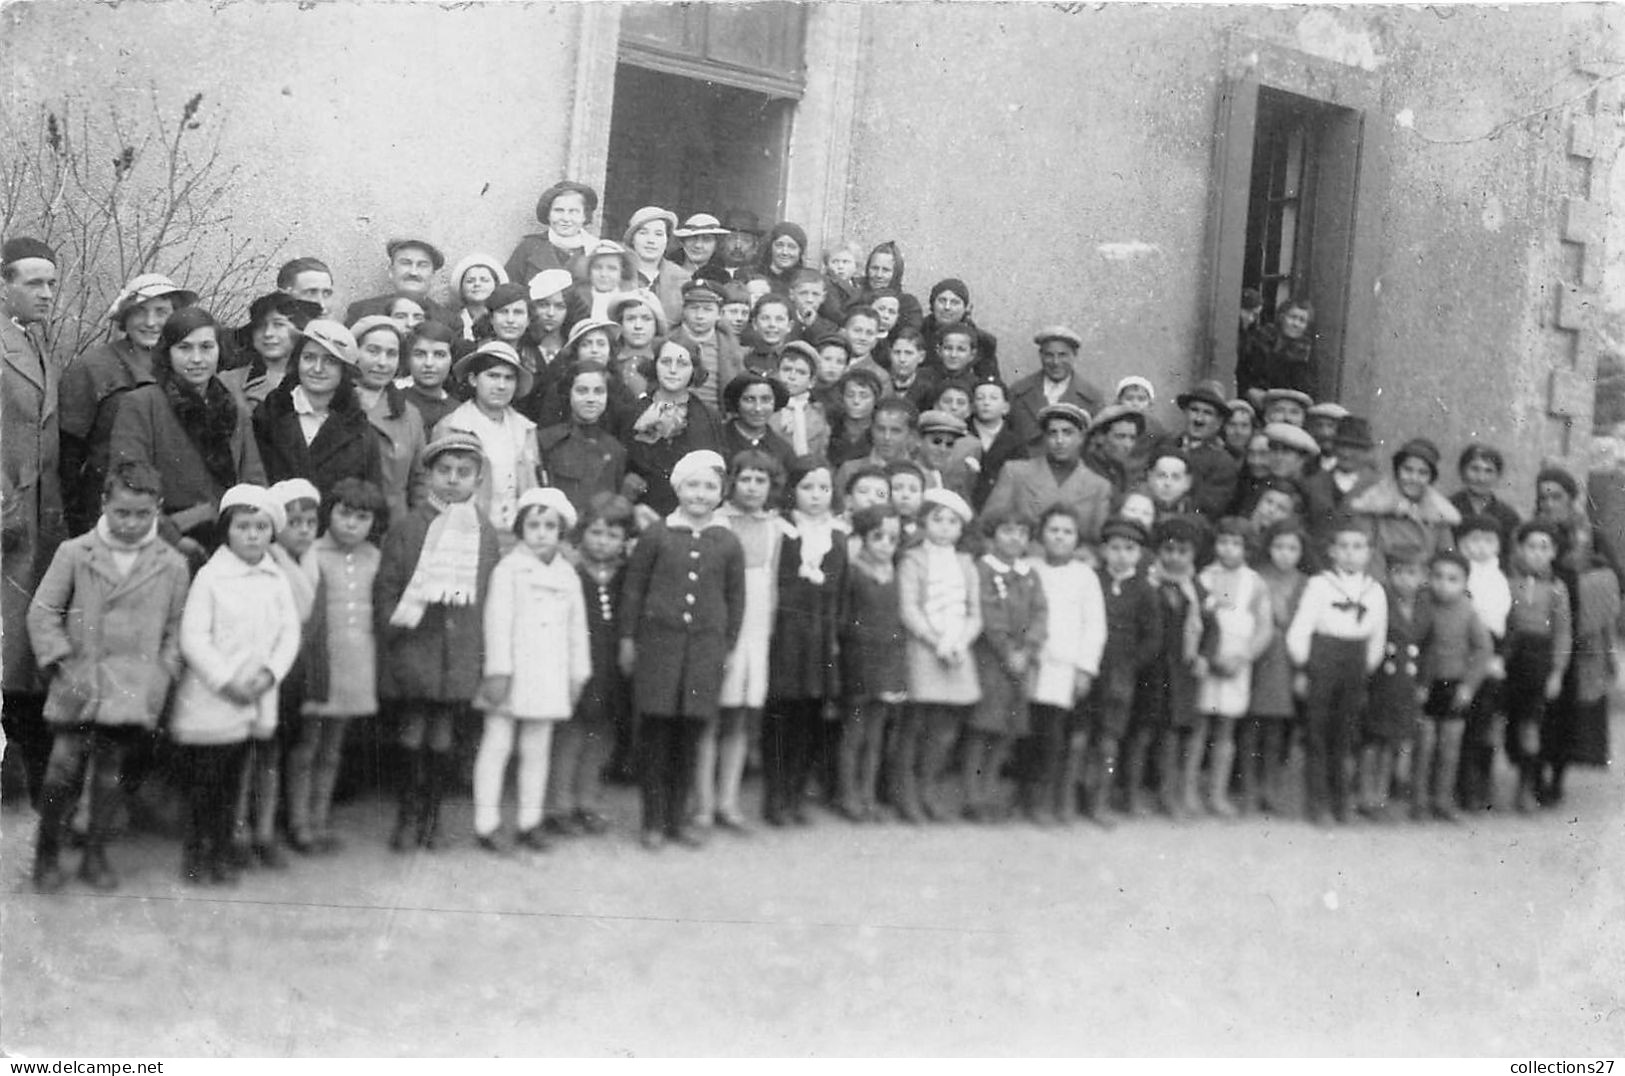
[[0, 86, 284, 362]]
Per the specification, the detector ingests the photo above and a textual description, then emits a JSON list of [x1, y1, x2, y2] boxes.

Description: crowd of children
[[12, 199, 1618, 895]]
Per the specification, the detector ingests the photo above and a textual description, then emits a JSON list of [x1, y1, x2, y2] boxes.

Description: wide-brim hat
[[299, 319, 358, 366], [622, 206, 679, 246], [452, 339, 535, 400], [1332, 415, 1375, 450], [562, 317, 620, 354], [385, 237, 445, 271], [1038, 401, 1091, 430], [1263, 421, 1321, 457], [106, 273, 198, 324], [1175, 380, 1229, 413], [528, 269, 574, 302], [1033, 325, 1082, 350], [1090, 403, 1146, 435], [450, 253, 509, 290], [674, 213, 731, 239], [1261, 388, 1314, 413], [720, 208, 763, 235]]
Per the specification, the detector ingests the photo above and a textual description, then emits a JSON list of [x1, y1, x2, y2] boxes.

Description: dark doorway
[[1238, 86, 1363, 397], [601, 65, 793, 240]]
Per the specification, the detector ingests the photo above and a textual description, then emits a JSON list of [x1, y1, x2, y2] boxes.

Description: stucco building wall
[[4, 1, 1620, 501]]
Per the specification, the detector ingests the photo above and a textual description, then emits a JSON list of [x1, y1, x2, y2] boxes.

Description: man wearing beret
[[1008, 326, 1105, 449], [980, 402, 1113, 542], [343, 237, 457, 327], [1152, 379, 1241, 518], [1, 236, 66, 807]]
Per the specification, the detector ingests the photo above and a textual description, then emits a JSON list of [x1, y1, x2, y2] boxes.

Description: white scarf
[[389, 497, 483, 628], [792, 510, 837, 585], [96, 516, 158, 578], [548, 227, 591, 252]]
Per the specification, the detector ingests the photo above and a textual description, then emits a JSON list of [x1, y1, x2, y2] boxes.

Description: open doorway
[[601, 64, 794, 240]]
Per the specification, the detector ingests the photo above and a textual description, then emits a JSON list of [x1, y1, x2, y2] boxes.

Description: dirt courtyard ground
[[4, 715, 1623, 1057]]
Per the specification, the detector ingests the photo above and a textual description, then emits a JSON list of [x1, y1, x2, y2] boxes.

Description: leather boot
[[1207, 738, 1237, 818], [391, 749, 423, 852], [1159, 734, 1184, 818], [33, 781, 72, 894], [418, 751, 451, 849], [1056, 741, 1084, 825], [78, 778, 122, 890], [1084, 745, 1117, 831], [1124, 736, 1150, 817]]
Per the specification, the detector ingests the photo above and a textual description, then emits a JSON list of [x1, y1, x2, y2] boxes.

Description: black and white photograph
[[2, 0, 1623, 1059]]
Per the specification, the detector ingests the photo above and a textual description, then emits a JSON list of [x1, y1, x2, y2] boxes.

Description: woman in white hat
[[60, 273, 199, 534], [623, 206, 688, 327], [348, 315, 427, 526], [448, 252, 509, 343], [431, 340, 543, 544], [252, 319, 384, 506]]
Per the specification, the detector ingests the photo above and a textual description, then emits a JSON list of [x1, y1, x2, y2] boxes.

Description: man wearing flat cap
[[1152, 379, 1241, 518], [1008, 326, 1105, 449], [980, 401, 1112, 542], [343, 237, 456, 328], [1, 237, 67, 806]]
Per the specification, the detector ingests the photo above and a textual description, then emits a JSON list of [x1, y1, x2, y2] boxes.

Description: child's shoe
[[474, 832, 506, 855], [1431, 802, 1461, 824], [543, 813, 583, 838], [77, 847, 118, 891], [574, 809, 610, 836], [32, 849, 67, 894], [287, 829, 317, 855], [208, 856, 241, 887], [254, 842, 289, 870], [515, 828, 552, 853], [1209, 795, 1238, 819], [639, 829, 666, 851]]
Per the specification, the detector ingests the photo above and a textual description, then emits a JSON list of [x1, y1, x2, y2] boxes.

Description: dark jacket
[[504, 235, 588, 290], [252, 385, 384, 500], [374, 501, 500, 702], [624, 395, 725, 516], [1151, 433, 1241, 519], [769, 527, 848, 702], [538, 420, 628, 518], [620, 518, 746, 720], [1007, 371, 1106, 449]]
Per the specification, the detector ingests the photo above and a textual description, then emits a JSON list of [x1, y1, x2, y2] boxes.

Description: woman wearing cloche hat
[[1344, 435, 1461, 579], [253, 318, 385, 506], [60, 272, 200, 533], [503, 179, 600, 288]]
